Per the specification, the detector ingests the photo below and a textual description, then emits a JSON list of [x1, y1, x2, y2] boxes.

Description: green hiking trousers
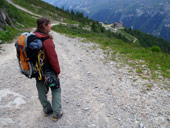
[[36, 72, 62, 114]]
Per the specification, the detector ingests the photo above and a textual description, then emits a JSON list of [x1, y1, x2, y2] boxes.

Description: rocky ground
[[0, 31, 170, 128]]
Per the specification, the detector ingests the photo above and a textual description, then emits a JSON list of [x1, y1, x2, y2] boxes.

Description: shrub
[[150, 46, 161, 52]]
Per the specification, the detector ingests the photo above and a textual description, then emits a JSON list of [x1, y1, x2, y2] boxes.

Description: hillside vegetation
[[0, 0, 36, 43], [52, 24, 170, 81], [12, 0, 91, 24], [1, 0, 170, 82], [125, 28, 170, 54]]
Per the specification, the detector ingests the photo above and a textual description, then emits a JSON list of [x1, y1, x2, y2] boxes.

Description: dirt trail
[[0, 30, 170, 128]]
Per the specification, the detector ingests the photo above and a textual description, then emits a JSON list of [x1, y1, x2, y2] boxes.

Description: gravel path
[[0, 31, 170, 128]]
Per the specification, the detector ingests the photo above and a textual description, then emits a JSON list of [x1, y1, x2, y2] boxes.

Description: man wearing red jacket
[[34, 17, 63, 122]]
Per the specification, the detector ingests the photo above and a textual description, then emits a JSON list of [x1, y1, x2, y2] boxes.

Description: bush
[[150, 46, 161, 52]]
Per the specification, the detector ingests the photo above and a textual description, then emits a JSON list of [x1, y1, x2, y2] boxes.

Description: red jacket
[[34, 32, 60, 75]]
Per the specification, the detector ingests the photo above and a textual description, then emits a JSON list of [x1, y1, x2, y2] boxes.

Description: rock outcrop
[[0, 9, 13, 30]]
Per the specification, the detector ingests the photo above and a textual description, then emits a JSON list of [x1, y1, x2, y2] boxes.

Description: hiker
[[34, 17, 63, 121]]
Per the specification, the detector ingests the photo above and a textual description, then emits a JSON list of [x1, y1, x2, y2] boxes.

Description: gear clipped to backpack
[[15, 32, 49, 80]]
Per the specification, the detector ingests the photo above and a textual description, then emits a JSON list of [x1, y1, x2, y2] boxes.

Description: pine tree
[[91, 22, 96, 32], [71, 10, 75, 15]]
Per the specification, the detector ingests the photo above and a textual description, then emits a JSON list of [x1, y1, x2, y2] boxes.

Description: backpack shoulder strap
[[25, 32, 35, 48], [40, 36, 50, 42]]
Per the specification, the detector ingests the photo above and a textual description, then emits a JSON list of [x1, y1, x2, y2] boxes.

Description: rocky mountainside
[[43, 0, 170, 41]]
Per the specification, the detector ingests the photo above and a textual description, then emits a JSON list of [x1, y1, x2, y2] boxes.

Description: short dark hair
[[36, 17, 50, 33]]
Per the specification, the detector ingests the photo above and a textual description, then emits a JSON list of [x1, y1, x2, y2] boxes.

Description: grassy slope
[[52, 24, 170, 83], [0, 0, 80, 43], [12, 0, 79, 23], [118, 29, 137, 43], [0, 0, 36, 43], [12, 0, 58, 20]]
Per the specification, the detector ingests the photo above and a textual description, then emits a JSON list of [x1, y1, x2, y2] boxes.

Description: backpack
[[15, 32, 49, 80]]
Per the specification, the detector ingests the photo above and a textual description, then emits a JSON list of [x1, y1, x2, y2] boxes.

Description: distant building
[[111, 22, 123, 29], [99, 22, 104, 26]]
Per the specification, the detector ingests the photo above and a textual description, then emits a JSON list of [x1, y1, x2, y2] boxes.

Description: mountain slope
[[44, 0, 170, 41]]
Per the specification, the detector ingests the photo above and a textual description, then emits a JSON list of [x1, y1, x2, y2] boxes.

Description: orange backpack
[[15, 32, 48, 80], [17, 34, 30, 70]]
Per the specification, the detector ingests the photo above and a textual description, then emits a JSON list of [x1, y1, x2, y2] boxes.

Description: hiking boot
[[52, 111, 63, 122], [44, 108, 53, 117], [43, 103, 53, 117]]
